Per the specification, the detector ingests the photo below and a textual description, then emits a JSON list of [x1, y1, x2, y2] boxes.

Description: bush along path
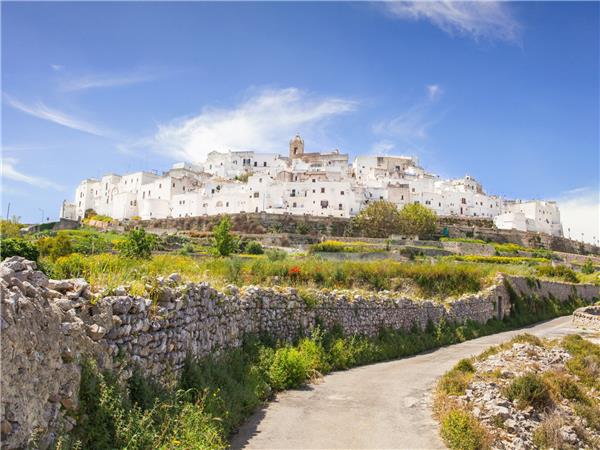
[[59, 284, 595, 449], [435, 334, 600, 450]]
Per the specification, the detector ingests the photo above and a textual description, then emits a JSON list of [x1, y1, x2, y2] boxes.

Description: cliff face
[[1, 256, 598, 448]]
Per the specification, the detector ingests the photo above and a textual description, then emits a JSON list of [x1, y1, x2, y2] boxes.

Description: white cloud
[[1, 157, 64, 191], [51, 64, 64, 71], [384, 1, 521, 43], [370, 140, 396, 154], [61, 68, 163, 91], [373, 84, 443, 145], [427, 84, 442, 101], [4, 94, 110, 137], [557, 187, 599, 245], [127, 87, 358, 163]]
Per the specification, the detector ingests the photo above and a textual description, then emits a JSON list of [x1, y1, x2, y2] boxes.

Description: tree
[[212, 217, 238, 256], [398, 203, 437, 239], [119, 228, 156, 259], [352, 200, 403, 238], [37, 234, 73, 260]]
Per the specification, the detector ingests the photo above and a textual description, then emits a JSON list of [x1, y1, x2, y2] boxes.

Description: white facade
[[61, 135, 563, 236]]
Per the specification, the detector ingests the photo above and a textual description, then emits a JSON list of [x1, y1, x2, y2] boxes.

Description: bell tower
[[289, 134, 304, 159]]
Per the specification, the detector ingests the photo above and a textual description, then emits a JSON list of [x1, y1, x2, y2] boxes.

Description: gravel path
[[230, 316, 597, 450]]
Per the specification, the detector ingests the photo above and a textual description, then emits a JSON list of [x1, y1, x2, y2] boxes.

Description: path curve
[[231, 316, 592, 450]]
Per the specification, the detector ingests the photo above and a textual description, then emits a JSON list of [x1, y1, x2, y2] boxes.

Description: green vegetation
[[211, 217, 238, 257], [438, 358, 476, 396], [535, 265, 579, 283], [309, 240, 382, 253], [43, 253, 500, 298], [440, 237, 488, 245], [562, 335, 600, 390], [0, 218, 24, 238], [397, 203, 437, 238], [581, 259, 596, 275], [241, 240, 264, 255], [118, 228, 157, 259], [0, 237, 39, 261], [504, 373, 551, 409], [439, 409, 490, 450], [352, 200, 403, 238], [445, 255, 549, 265], [493, 242, 527, 254]]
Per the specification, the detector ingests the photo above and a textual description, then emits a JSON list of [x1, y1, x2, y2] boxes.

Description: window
[[341, 191, 344, 195], [401, 195, 404, 200], [254, 161, 257, 167], [293, 202, 297, 208], [259, 178, 262, 183], [172, 183, 175, 187], [461, 198, 467, 204], [312, 179, 316, 183], [253, 192, 259, 198], [291, 189, 296, 197], [263, 161, 267, 167], [321, 187, 325, 193], [226, 202, 229, 207], [211, 189, 215, 194], [412, 188, 415, 192], [159, 184, 162, 188], [338, 203, 343, 210], [321, 200, 329, 208]]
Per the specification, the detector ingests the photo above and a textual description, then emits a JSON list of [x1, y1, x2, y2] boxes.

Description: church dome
[[290, 133, 304, 144]]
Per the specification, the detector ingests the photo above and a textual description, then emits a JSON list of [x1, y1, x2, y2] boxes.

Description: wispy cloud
[[61, 68, 163, 91], [4, 94, 111, 137], [123, 87, 358, 163], [383, 1, 521, 43], [51, 64, 64, 71], [372, 84, 444, 149], [557, 187, 599, 245], [1, 157, 64, 190]]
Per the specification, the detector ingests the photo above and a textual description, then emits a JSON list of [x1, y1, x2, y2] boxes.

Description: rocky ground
[[447, 340, 600, 449]]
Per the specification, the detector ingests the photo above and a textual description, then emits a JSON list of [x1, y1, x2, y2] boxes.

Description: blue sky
[[1, 1, 598, 241]]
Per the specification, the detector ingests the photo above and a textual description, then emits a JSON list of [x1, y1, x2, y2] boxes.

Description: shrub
[[446, 255, 548, 265], [37, 234, 74, 260], [493, 242, 526, 255], [581, 259, 595, 275], [244, 241, 264, 255], [439, 409, 490, 450], [0, 237, 39, 261], [562, 335, 600, 389], [532, 413, 570, 450], [504, 373, 551, 409], [118, 228, 156, 259], [535, 265, 579, 283], [265, 249, 287, 261], [397, 203, 437, 239], [295, 222, 310, 235], [268, 347, 309, 390], [211, 217, 237, 257], [351, 200, 403, 238], [0, 218, 24, 238], [439, 359, 475, 396]]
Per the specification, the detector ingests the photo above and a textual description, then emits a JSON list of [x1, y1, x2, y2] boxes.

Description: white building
[[60, 135, 563, 236]]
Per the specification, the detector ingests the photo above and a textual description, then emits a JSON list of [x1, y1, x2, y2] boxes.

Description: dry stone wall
[[572, 305, 600, 331], [1, 257, 598, 448]]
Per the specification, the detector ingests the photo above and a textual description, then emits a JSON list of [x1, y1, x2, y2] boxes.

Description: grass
[[309, 240, 384, 253], [444, 254, 550, 265], [439, 409, 491, 450], [42, 253, 513, 299], [535, 265, 579, 283], [440, 237, 488, 245], [504, 373, 551, 409]]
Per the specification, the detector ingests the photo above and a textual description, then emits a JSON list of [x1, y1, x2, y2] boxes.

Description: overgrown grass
[[440, 237, 488, 245], [439, 408, 491, 450], [504, 373, 551, 409], [444, 254, 549, 265], [42, 253, 512, 299], [62, 284, 593, 449], [535, 265, 579, 283], [309, 240, 383, 253]]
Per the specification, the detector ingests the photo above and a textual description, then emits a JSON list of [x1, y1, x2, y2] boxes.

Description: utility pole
[[6, 202, 10, 220]]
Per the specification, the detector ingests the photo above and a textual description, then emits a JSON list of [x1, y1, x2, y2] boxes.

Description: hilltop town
[[60, 135, 563, 237]]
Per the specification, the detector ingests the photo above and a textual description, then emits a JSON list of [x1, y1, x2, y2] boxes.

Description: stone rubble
[[454, 342, 600, 449]]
